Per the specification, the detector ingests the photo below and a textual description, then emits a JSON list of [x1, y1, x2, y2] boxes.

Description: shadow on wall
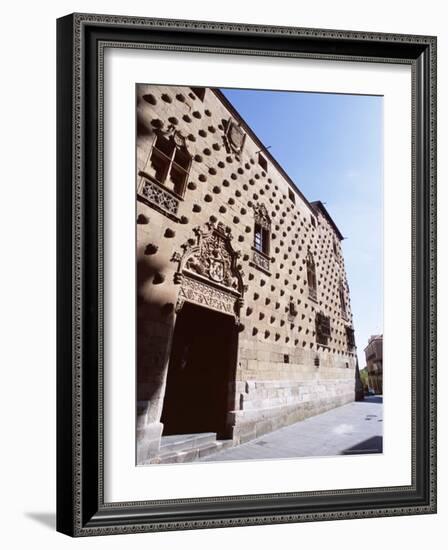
[[136, 93, 156, 138], [24, 512, 56, 531], [136, 250, 175, 414]]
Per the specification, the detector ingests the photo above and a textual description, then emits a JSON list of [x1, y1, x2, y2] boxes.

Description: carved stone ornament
[[253, 203, 271, 230], [173, 222, 245, 320], [158, 123, 188, 150], [177, 277, 239, 317], [141, 179, 180, 216], [252, 249, 270, 272], [224, 118, 246, 156]]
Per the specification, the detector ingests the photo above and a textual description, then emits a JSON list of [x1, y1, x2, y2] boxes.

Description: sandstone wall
[[135, 84, 357, 461]]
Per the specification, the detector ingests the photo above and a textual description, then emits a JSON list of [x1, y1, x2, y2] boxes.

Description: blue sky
[[221, 88, 383, 362]]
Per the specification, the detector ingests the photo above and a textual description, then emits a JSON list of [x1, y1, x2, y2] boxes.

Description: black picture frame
[[56, 13, 437, 537]]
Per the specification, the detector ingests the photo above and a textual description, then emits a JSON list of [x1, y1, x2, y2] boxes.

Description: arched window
[[339, 280, 347, 318], [307, 250, 317, 300]]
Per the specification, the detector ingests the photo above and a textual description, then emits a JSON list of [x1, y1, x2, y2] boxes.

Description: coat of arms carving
[[172, 222, 246, 320], [223, 118, 246, 156]]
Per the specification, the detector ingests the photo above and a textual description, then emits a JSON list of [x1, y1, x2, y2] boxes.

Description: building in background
[[364, 335, 383, 394], [136, 85, 358, 464]]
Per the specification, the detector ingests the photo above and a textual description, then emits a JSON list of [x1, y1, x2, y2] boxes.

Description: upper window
[[288, 298, 298, 318], [339, 281, 347, 318], [254, 223, 270, 255], [333, 238, 339, 259], [148, 133, 191, 197], [345, 326, 356, 350], [258, 153, 268, 172], [251, 204, 272, 274], [288, 188, 296, 204], [307, 250, 317, 300], [310, 216, 316, 228], [316, 312, 331, 346]]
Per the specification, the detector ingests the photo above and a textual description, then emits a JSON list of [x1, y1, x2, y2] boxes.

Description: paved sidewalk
[[201, 396, 383, 462]]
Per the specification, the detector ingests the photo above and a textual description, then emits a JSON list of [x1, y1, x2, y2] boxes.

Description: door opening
[[161, 302, 237, 438]]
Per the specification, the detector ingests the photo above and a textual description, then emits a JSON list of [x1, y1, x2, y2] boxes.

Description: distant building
[[136, 85, 358, 464], [364, 335, 383, 394]]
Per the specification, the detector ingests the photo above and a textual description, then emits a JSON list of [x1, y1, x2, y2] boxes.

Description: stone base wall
[[229, 342, 357, 444], [230, 378, 355, 444]]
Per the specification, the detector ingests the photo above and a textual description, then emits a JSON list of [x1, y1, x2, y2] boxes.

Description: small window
[[288, 188, 296, 204], [253, 204, 271, 259], [310, 216, 316, 228], [346, 326, 356, 350], [284, 354, 290, 364], [258, 153, 268, 171], [149, 134, 191, 197], [339, 281, 347, 318], [315, 313, 331, 346], [288, 299, 298, 317], [307, 250, 317, 300], [254, 223, 270, 255], [333, 238, 339, 257], [190, 87, 206, 101]]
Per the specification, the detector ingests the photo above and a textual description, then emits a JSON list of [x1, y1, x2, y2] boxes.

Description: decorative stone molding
[[137, 122, 191, 219], [176, 276, 239, 317], [173, 222, 246, 321], [139, 176, 180, 218], [156, 122, 189, 149], [223, 118, 246, 157], [251, 248, 271, 274], [253, 203, 271, 230]]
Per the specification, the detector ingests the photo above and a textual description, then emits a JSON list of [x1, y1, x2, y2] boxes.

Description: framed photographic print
[[56, 13, 437, 536]]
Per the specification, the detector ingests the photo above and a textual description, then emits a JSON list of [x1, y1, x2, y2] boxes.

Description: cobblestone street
[[201, 396, 383, 462]]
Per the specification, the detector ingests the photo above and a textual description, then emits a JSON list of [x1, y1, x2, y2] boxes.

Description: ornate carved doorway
[[161, 222, 245, 439], [161, 302, 238, 438]]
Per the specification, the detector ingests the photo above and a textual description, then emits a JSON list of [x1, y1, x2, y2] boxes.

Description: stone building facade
[[136, 85, 357, 464], [364, 335, 383, 395]]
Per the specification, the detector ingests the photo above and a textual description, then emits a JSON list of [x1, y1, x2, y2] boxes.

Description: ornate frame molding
[[57, 12, 437, 537]]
